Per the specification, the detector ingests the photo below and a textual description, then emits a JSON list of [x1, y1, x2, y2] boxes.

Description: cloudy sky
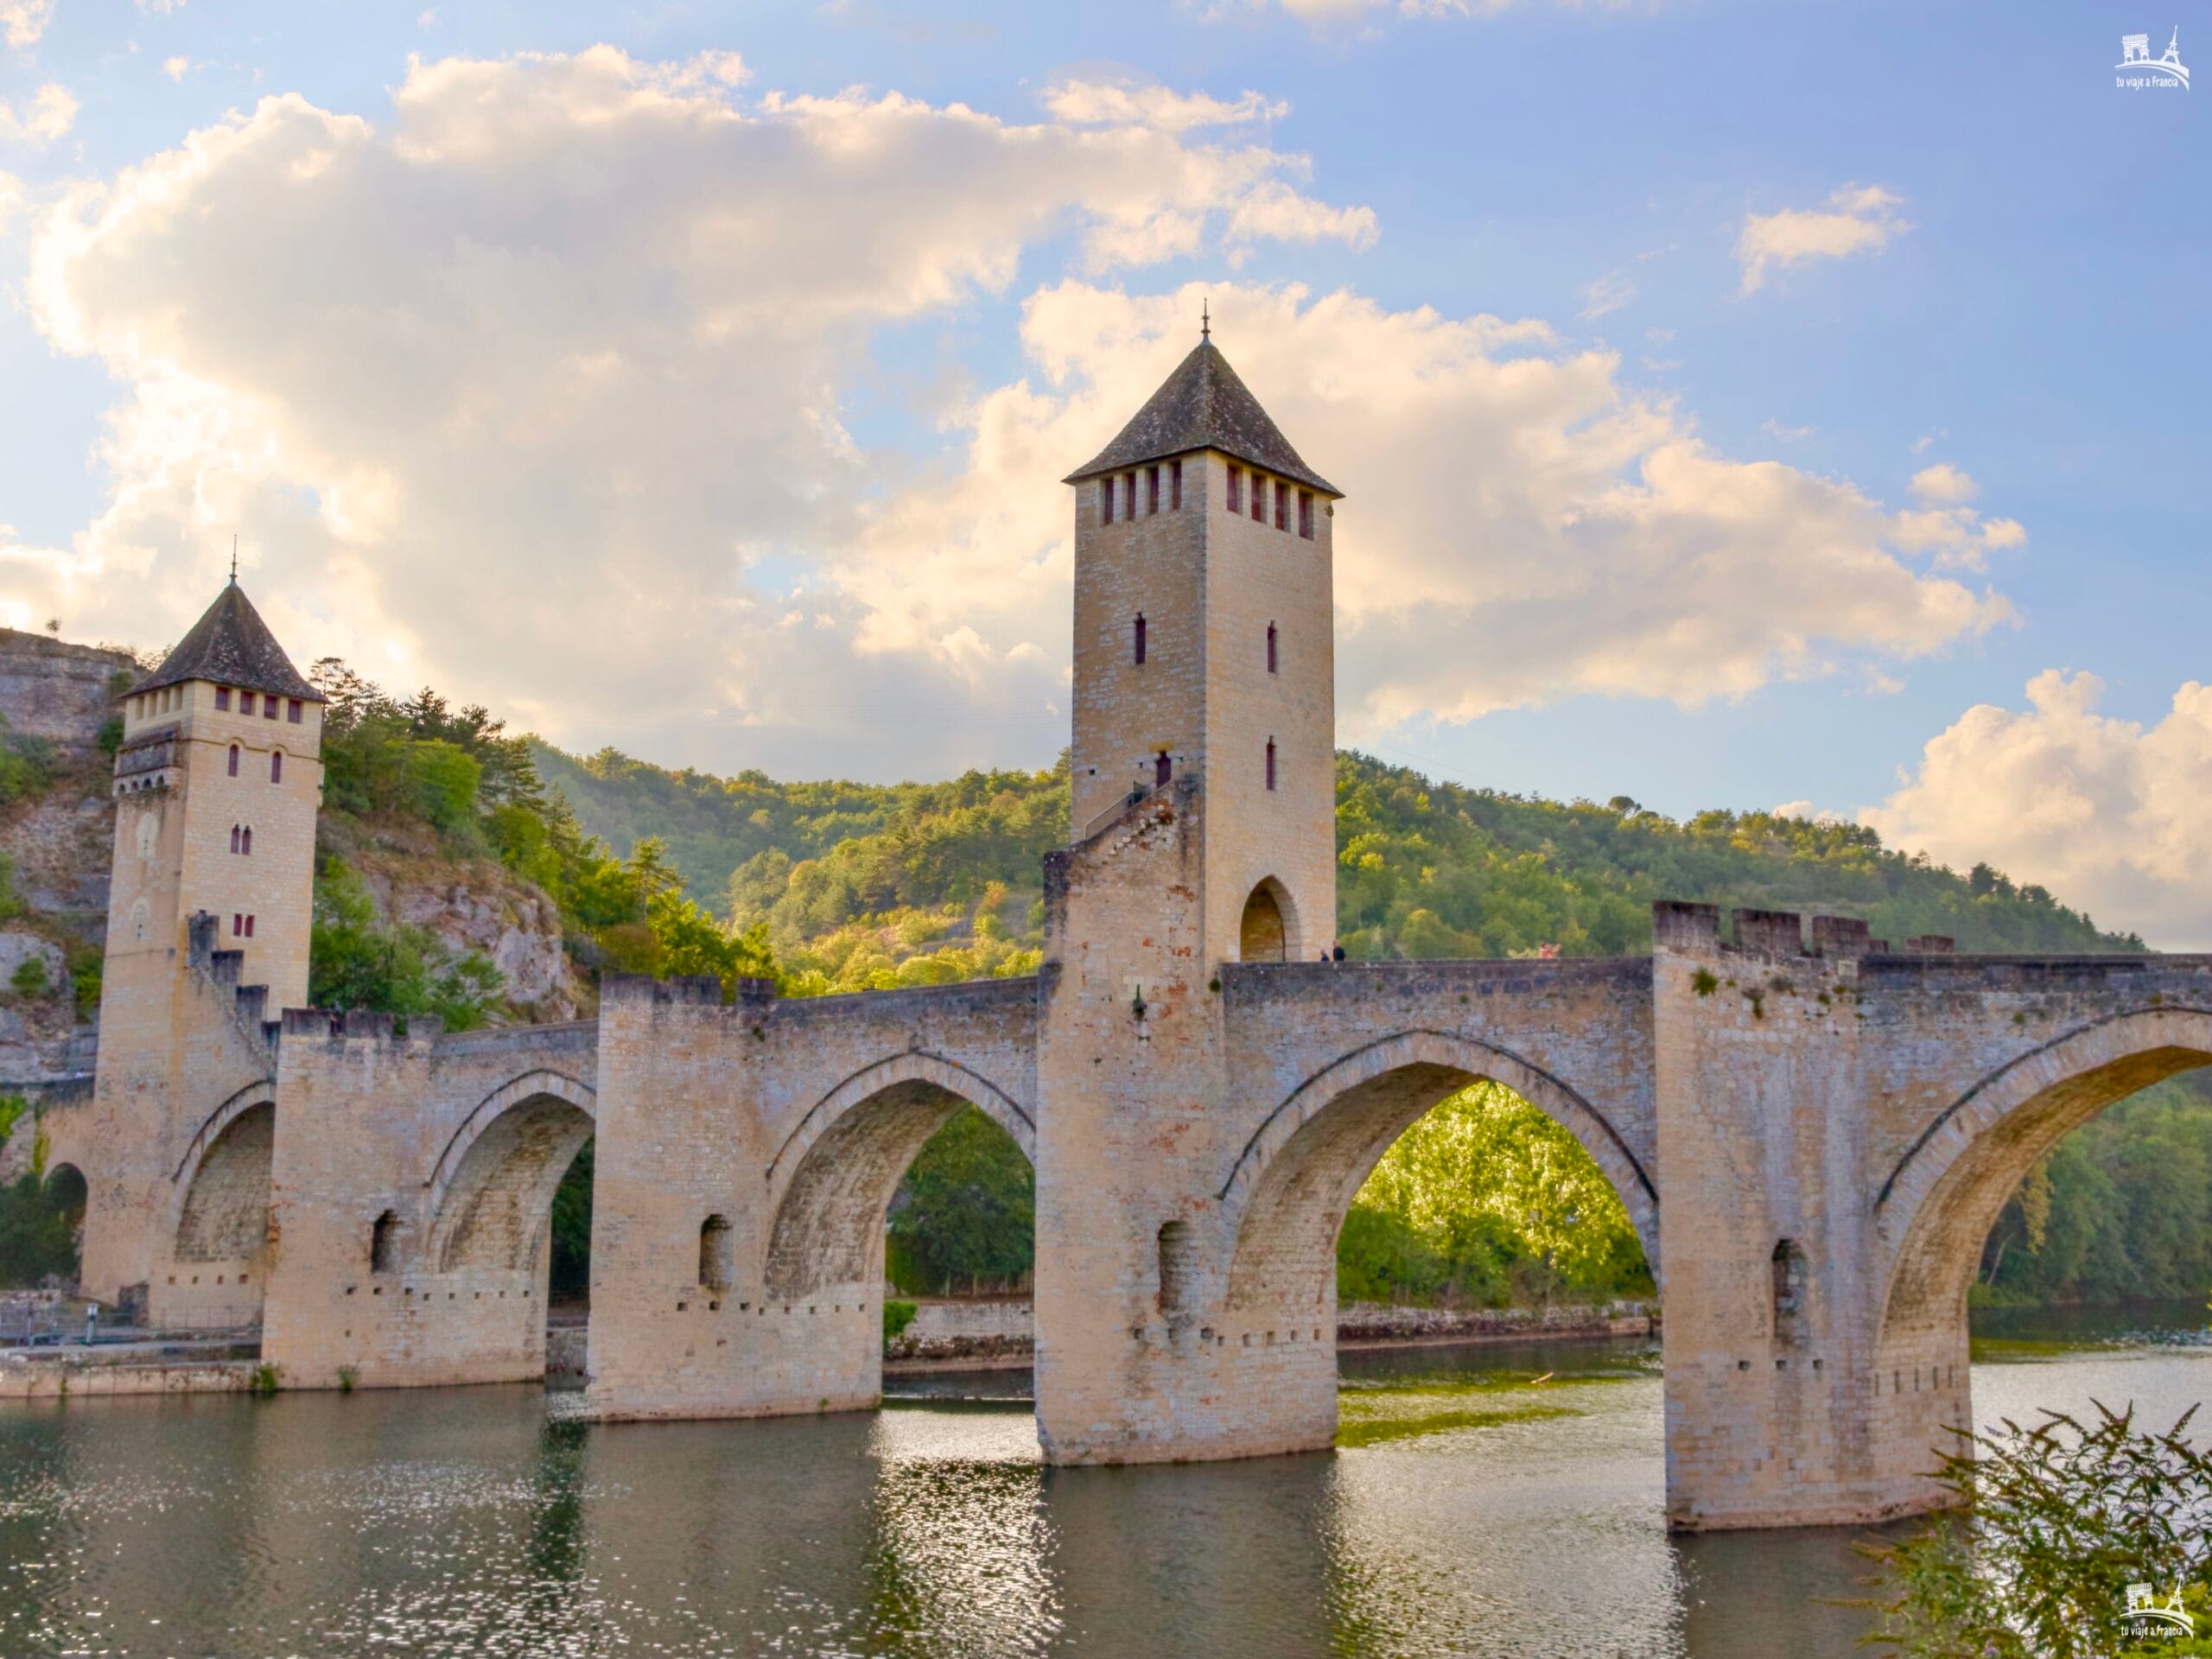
[[0, 3, 2206, 942]]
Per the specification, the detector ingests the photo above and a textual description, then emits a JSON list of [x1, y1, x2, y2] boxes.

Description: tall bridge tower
[[1060, 328, 1341, 966], [1036, 329, 1350, 1459]]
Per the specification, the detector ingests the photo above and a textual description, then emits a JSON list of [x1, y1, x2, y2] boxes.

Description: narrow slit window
[[230, 824, 241, 855], [1251, 475, 1266, 523], [227, 744, 240, 778], [288, 699, 302, 724], [1299, 490, 1314, 539], [1102, 478, 1115, 525], [371, 1211, 397, 1274], [214, 686, 231, 711], [1275, 482, 1288, 531], [1155, 750, 1172, 788], [1266, 738, 1277, 791], [245, 914, 255, 938], [1134, 613, 1147, 666], [270, 751, 283, 784], [1226, 465, 1242, 515], [242, 826, 252, 855], [264, 696, 278, 720], [1170, 459, 1182, 510], [232, 912, 242, 936], [1267, 623, 1278, 674], [239, 693, 255, 717], [1147, 465, 1160, 514]]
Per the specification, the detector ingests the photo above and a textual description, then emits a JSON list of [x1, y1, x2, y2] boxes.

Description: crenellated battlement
[[1652, 901, 1956, 963]]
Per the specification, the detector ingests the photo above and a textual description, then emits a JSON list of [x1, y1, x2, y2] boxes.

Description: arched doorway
[[1239, 878, 1295, 963]]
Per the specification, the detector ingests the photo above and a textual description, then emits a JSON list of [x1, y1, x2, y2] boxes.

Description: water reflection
[[0, 1314, 2202, 1657]]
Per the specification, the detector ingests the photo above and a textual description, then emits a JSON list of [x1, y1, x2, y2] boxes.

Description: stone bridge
[[27, 343, 2210, 1533], [23, 807, 2208, 1531]]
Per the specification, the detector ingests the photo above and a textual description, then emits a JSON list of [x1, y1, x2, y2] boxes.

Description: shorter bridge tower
[[83, 579, 325, 1324]]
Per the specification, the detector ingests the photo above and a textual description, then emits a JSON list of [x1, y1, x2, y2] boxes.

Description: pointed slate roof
[[130, 581, 325, 702], [1064, 339, 1341, 497]]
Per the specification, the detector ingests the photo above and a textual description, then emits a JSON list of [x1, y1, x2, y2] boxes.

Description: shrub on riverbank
[[1859, 1402, 2212, 1657]]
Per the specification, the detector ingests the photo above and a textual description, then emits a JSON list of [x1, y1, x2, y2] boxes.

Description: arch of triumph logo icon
[[2117, 28, 2189, 89]]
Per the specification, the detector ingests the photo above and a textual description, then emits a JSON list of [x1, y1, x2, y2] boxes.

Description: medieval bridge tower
[[37, 325, 2212, 1536]]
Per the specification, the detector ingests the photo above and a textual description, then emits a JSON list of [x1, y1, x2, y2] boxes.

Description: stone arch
[[762, 1052, 1033, 1301], [423, 1070, 596, 1224], [1220, 1029, 1659, 1314], [175, 1099, 275, 1263], [171, 1080, 277, 1183], [1238, 876, 1297, 963], [1875, 1007, 2212, 1346], [425, 1077, 596, 1276]]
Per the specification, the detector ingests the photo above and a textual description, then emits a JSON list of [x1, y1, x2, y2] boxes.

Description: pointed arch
[[1219, 1028, 1659, 1313], [1875, 1007, 2212, 1345]]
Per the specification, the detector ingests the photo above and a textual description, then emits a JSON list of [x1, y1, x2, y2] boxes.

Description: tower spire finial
[[229, 534, 238, 585], [1200, 298, 1210, 341]]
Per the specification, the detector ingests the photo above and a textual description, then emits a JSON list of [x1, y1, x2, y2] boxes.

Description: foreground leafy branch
[[1859, 1401, 2212, 1657]]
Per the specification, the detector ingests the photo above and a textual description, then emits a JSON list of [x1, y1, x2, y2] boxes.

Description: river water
[[1, 1305, 2205, 1658]]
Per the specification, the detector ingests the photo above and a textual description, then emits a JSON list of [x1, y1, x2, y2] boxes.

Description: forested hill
[[535, 742, 2139, 963]]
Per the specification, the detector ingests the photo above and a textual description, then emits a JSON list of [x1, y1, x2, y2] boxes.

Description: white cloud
[[0, 168, 21, 232], [1909, 461, 1975, 504], [846, 281, 2012, 741], [162, 55, 193, 81], [137, 0, 185, 13], [0, 82, 76, 144], [1043, 79, 1286, 132], [1864, 671, 2212, 948], [1737, 183, 1907, 295], [1760, 418, 1812, 442], [19, 47, 2006, 784], [1, 0, 52, 48], [1579, 270, 1635, 319], [19, 48, 1375, 779]]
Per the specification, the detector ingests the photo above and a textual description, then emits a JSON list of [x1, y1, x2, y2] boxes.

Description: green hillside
[[537, 741, 2140, 969]]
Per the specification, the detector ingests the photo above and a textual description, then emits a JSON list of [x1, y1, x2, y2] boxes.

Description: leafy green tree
[[887, 1107, 1033, 1294], [1338, 1081, 1653, 1306]]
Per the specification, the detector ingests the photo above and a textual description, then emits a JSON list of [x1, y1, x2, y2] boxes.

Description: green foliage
[[1976, 1073, 2212, 1305], [308, 857, 501, 1032], [882, 1300, 918, 1346], [1331, 753, 2139, 961], [248, 1363, 280, 1396], [1859, 1402, 2212, 1657], [886, 1106, 1034, 1294], [68, 947, 100, 1020], [549, 1140, 593, 1301], [1339, 1082, 1653, 1307], [0, 1166, 80, 1288], [95, 715, 124, 757], [10, 956, 48, 998], [0, 715, 54, 812]]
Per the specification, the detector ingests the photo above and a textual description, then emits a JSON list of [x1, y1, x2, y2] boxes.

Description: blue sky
[[1, 1, 2207, 938]]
